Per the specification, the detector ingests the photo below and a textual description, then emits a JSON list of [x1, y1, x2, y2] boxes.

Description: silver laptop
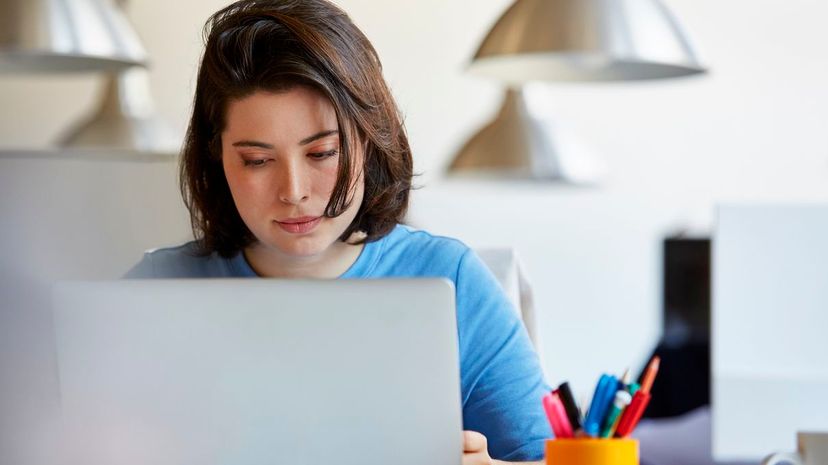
[[52, 279, 462, 465]]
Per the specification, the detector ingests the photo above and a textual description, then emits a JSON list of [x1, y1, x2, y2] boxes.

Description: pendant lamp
[[56, 67, 179, 158], [0, 0, 178, 159], [0, 0, 146, 73], [449, 0, 707, 183]]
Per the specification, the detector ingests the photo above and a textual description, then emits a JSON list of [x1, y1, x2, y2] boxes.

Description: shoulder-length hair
[[181, 0, 413, 257]]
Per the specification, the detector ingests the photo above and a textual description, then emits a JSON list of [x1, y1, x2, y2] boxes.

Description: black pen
[[554, 382, 583, 431]]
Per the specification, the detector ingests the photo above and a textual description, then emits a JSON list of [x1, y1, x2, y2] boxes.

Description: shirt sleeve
[[123, 253, 155, 278], [454, 248, 552, 461]]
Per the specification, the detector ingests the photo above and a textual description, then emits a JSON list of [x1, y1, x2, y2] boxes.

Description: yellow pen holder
[[545, 438, 639, 465]]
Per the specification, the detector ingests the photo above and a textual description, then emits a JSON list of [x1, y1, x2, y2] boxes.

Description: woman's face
[[221, 86, 364, 258]]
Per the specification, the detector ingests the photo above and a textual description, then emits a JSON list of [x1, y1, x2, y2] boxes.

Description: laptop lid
[[52, 278, 462, 465]]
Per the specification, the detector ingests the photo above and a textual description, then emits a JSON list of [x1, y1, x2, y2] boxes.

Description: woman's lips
[[275, 216, 322, 234]]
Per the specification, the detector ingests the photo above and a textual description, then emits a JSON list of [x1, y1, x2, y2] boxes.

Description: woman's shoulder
[[386, 224, 470, 257], [371, 224, 474, 277], [123, 241, 240, 278]]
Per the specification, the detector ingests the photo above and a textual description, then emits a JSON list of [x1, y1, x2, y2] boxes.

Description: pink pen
[[542, 392, 574, 438]]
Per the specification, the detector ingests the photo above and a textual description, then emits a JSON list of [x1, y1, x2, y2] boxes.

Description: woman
[[126, 0, 551, 462]]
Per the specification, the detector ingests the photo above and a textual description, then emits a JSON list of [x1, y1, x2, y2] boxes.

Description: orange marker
[[614, 356, 661, 437]]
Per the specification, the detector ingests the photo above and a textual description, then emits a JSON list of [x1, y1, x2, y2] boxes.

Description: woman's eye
[[243, 159, 269, 167], [309, 150, 338, 160]]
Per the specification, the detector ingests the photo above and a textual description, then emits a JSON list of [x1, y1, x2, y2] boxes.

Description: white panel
[[713, 205, 828, 461]]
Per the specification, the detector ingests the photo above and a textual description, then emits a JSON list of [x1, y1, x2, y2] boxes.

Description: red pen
[[614, 356, 660, 438], [542, 392, 574, 438]]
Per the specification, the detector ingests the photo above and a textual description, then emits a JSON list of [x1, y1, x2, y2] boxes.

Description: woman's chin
[[271, 237, 329, 258]]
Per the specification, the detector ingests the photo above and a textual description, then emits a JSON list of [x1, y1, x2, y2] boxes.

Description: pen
[[554, 382, 583, 431], [600, 388, 632, 438], [542, 392, 574, 438], [582, 374, 618, 437], [597, 369, 632, 437], [614, 356, 660, 438]]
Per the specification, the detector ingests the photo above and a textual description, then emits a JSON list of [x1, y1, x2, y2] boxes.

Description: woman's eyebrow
[[299, 129, 338, 146], [232, 140, 274, 149], [231, 130, 338, 149]]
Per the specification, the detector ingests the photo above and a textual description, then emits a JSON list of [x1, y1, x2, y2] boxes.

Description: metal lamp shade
[[0, 0, 147, 73], [468, 0, 706, 83], [449, 88, 606, 183], [56, 67, 179, 158]]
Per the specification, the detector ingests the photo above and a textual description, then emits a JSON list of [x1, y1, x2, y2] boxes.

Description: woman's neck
[[242, 234, 366, 279]]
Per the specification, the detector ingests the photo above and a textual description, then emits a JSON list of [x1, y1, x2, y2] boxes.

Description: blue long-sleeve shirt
[[125, 224, 552, 460]]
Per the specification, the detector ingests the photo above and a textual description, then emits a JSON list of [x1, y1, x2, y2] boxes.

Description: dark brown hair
[[181, 0, 413, 257]]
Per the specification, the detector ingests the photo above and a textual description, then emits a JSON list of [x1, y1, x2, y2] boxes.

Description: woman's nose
[[277, 160, 310, 205]]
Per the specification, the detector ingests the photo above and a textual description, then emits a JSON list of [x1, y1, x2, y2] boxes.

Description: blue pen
[[583, 374, 619, 437]]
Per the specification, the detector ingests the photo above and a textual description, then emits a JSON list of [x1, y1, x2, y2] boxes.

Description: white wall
[[2, 0, 828, 460]]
